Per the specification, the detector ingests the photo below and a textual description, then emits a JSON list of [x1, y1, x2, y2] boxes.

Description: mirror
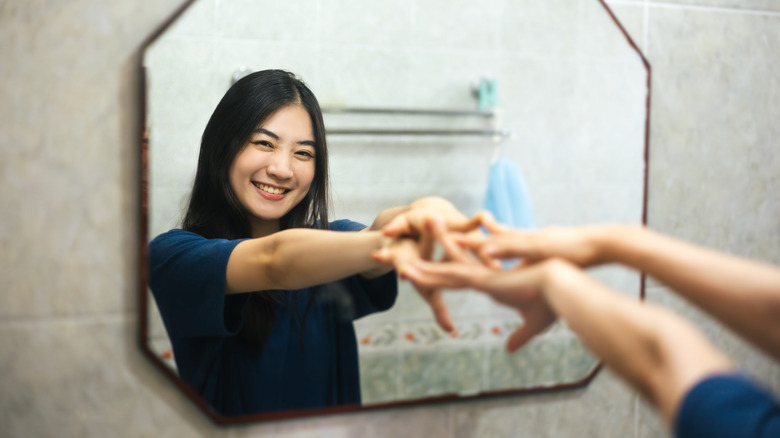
[[139, 0, 649, 423]]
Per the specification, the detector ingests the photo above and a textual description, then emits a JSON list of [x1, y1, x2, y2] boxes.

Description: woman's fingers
[[506, 325, 536, 353], [399, 262, 457, 332], [406, 259, 557, 349], [454, 229, 533, 268], [381, 213, 414, 238], [446, 213, 484, 233], [372, 237, 421, 273], [479, 233, 537, 260], [401, 260, 473, 290], [419, 228, 435, 261], [382, 206, 478, 239], [423, 287, 455, 333], [477, 211, 510, 234], [428, 218, 475, 264], [505, 309, 556, 353]]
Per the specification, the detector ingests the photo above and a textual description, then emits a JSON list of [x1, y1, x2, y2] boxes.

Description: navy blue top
[[675, 373, 780, 438], [148, 220, 397, 416]]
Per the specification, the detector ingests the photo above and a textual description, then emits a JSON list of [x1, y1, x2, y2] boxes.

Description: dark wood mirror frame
[[137, 0, 651, 425]]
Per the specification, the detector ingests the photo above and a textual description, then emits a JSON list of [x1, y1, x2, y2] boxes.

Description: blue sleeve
[[675, 373, 780, 438], [328, 220, 398, 319], [148, 229, 249, 338]]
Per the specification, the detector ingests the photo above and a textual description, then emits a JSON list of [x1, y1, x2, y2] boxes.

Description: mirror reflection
[[142, 0, 648, 420]]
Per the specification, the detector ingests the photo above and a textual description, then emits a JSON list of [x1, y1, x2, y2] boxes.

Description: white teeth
[[255, 183, 286, 195]]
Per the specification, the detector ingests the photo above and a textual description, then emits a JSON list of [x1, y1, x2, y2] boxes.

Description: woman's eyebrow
[[252, 128, 279, 139], [253, 128, 314, 146]]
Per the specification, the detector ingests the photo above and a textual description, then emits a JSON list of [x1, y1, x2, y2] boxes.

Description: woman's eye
[[295, 150, 315, 158], [251, 140, 273, 148]]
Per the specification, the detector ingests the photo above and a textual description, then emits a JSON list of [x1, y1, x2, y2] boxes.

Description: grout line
[[0, 312, 133, 329], [634, 394, 640, 437], [644, 0, 650, 53], [647, 1, 780, 16]]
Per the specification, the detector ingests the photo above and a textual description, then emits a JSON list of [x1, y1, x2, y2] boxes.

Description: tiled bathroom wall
[[144, 0, 645, 404], [2, 0, 779, 437]]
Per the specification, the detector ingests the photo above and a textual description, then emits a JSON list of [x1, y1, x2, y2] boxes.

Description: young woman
[[149, 69, 470, 416]]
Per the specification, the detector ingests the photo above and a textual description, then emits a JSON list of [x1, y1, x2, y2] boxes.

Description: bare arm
[[227, 198, 455, 293], [542, 261, 734, 424], [466, 218, 780, 361], [403, 233, 733, 425], [226, 196, 476, 325], [599, 226, 780, 362], [227, 228, 389, 293]]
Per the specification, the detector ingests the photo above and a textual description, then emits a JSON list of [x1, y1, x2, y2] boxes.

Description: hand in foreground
[[400, 218, 559, 351], [456, 212, 613, 269]]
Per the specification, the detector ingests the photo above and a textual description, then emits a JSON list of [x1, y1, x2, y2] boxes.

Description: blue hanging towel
[[483, 158, 535, 230]]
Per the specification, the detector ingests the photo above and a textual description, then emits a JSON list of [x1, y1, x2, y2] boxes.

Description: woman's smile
[[253, 181, 289, 200]]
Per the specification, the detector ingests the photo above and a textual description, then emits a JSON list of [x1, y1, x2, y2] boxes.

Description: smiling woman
[[147, 69, 475, 416]]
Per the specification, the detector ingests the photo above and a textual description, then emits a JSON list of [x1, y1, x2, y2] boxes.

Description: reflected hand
[[373, 235, 455, 333], [400, 218, 559, 352], [381, 197, 481, 240]]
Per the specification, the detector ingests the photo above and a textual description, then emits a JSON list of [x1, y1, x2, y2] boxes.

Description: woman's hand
[[367, 197, 476, 273], [401, 218, 559, 351], [371, 198, 480, 333], [381, 197, 482, 239], [373, 234, 455, 333], [457, 213, 615, 269]]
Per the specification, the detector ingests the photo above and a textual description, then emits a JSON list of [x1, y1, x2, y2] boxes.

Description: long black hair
[[182, 69, 330, 352]]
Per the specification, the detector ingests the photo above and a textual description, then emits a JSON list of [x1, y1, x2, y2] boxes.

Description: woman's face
[[229, 104, 316, 237]]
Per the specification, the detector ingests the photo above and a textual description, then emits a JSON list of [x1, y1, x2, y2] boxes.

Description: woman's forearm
[[542, 260, 733, 424], [226, 228, 387, 293], [594, 226, 780, 360]]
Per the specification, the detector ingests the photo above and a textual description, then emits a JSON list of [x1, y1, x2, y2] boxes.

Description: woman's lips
[[253, 182, 288, 201]]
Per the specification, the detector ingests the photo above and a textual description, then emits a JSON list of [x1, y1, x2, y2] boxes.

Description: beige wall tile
[[452, 369, 637, 438], [230, 405, 452, 438], [646, 6, 780, 262], [0, 318, 211, 438]]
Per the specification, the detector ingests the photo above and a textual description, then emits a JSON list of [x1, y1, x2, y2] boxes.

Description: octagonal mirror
[[139, 0, 649, 423]]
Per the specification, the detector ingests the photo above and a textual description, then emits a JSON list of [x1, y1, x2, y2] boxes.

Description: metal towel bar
[[321, 106, 510, 138], [321, 106, 496, 118]]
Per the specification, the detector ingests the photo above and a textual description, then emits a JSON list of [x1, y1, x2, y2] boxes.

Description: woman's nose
[[266, 152, 294, 180]]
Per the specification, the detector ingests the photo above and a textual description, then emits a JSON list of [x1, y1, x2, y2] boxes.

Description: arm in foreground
[[463, 217, 780, 362], [405, 255, 734, 426]]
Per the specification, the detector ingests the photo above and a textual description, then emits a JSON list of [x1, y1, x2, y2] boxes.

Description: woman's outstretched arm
[[401, 223, 734, 425], [226, 197, 476, 332], [459, 217, 780, 362], [226, 227, 389, 294]]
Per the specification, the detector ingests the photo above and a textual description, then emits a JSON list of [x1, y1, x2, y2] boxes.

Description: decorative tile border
[[356, 318, 572, 352]]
